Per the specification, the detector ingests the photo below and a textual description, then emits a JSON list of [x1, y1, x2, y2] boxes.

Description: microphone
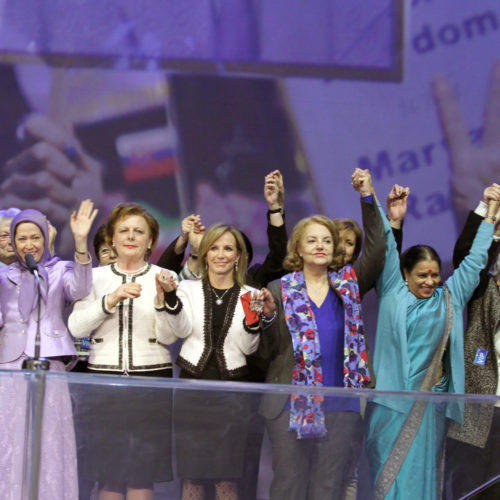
[[22, 252, 49, 371], [25, 253, 40, 282]]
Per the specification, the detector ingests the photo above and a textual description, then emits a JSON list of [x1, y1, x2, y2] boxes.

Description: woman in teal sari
[[365, 185, 498, 500]]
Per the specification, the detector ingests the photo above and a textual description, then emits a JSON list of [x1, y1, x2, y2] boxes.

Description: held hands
[[155, 271, 177, 296], [174, 214, 205, 257], [386, 184, 410, 229], [106, 283, 142, 310], [484, 184, 500, 235], [176, 214, 200, 248], [351, 168, 374, 198], [484, 183, 500, 225], [264, 170, 285, 210], [482, 183, 500, 206], [250, 288, 276, 319], [242, 288, 276, 326], [155, 271, 177, 307], [176, 215, 196, 251], [188, 216, 206, 256]]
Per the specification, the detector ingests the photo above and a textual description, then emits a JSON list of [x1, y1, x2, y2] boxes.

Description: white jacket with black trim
[[164, 278, 261, 379], [68, 263, 178, 373]]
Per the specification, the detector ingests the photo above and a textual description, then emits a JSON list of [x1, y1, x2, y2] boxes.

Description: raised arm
[[70, 198, 98, 263], [180, 216, 205, 280], [247, 170, 288, 288], [63, 199, 97, 301], [454, 185, 500, 266], [453, 185, 500, 300], [386, 184, 410, 255], [374, 184, 410, 297], [157, 214, 199, 273], [350, 168, 386, 297]]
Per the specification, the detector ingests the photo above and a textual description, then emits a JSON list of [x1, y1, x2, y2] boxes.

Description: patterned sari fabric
[[281, 267, 370, 439], [367, 289, 450, 500]]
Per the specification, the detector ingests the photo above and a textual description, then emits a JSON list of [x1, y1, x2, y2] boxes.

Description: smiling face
[[298, 222, 334, 271], [0, 220, 16, 264], [112, 215, 152, 263], [339, 228, 356, 265], [14, 222, 45, 264], [206, 231, 240, 281], [404, 259, 441, 299]]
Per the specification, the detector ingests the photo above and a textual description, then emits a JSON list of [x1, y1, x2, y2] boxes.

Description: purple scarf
[[282, 267, 370, 439], [9, 209, 52, 322], [282, 271, 327, 439]]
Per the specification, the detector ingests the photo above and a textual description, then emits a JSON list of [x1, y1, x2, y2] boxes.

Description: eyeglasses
[[99, 248, 112, 257], [0, 233, 10, 242]]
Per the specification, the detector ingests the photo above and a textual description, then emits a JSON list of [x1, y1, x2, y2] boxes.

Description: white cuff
[[474, 201, 488, 217]]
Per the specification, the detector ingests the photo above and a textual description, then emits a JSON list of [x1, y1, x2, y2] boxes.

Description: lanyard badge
[[473, 348, 488, 366]]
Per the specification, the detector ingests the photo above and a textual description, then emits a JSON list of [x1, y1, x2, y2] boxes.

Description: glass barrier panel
[[3, 369, 499, 499]]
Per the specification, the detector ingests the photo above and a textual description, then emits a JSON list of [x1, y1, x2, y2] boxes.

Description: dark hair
[[240, 231, 253, 265], [400, 245, 442, 275], [93, 225, 108, 259], [333, 218, 363, 263]]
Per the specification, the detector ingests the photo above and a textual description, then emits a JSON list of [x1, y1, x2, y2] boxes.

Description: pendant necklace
[[211, 286, 231, 306]]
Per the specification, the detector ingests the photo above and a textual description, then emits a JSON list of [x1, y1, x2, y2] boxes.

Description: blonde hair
[[198, 224, 248, 287], [283, 215, 343, 272]]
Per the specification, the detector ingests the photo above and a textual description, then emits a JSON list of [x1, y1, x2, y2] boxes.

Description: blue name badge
[[473, 348, 488, 366]]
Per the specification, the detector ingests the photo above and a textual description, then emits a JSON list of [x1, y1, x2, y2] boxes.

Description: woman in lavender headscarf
[[0, 199, 97, 500]]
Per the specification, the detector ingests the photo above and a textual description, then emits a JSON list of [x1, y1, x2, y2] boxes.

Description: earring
[[405, 279, 408, 286], [235, 261, 239, 270]]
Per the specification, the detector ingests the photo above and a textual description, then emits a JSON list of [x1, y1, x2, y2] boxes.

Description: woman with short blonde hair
[[258, 169, 385, 500], [283, 214, 343, 272]]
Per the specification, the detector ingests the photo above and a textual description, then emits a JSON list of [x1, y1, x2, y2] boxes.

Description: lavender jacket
[[0, 257, 92, 363], [0, 208, 93, 364]]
